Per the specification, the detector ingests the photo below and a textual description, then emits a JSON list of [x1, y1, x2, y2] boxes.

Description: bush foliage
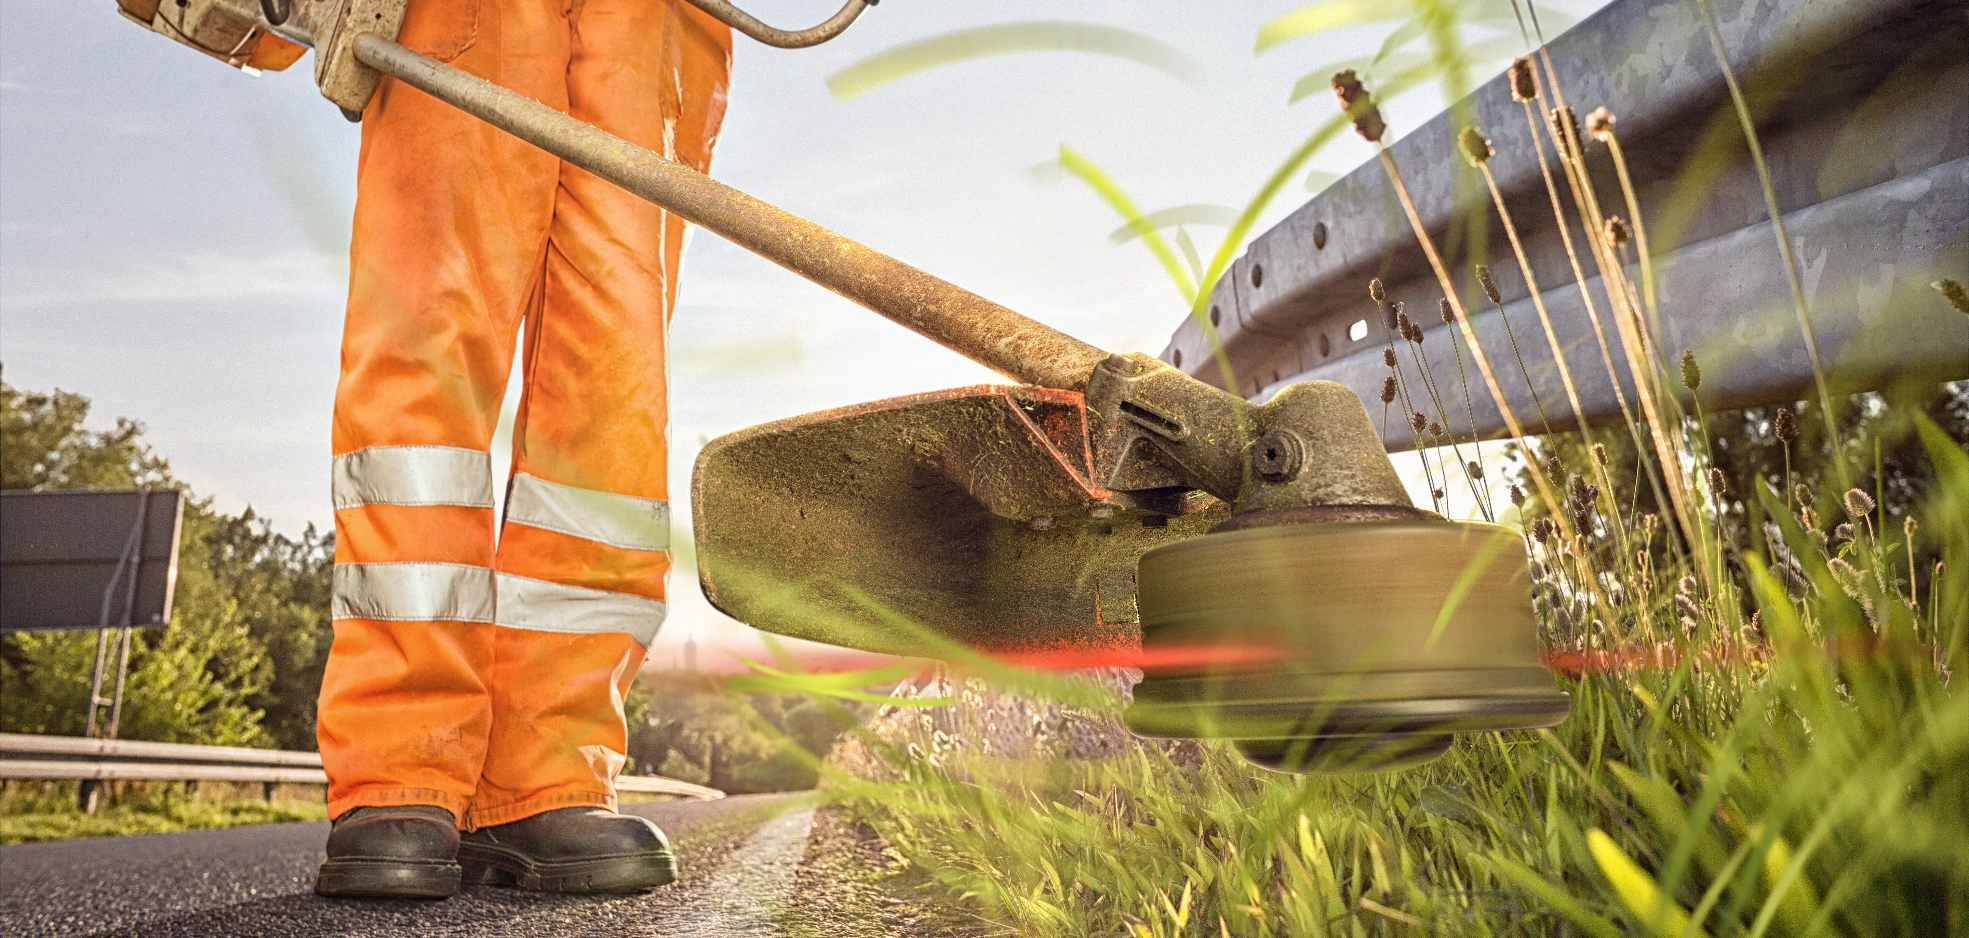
[[1, 381, 332, 751]]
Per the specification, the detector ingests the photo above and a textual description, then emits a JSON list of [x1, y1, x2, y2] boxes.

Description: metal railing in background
[[1160, 0, 1967, 447], [0, 733, 725, 804]]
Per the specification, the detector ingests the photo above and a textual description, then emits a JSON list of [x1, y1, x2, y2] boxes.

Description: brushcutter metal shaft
[[351, 34, 1111, 392]]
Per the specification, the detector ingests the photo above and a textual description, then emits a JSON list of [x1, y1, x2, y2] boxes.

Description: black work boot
[[315, 805, 462, 898], [459, 807, 677, 893]]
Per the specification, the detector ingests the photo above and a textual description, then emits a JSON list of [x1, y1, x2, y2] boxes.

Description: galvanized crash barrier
[[0, 733, 723, 803], [1161, 0, 1968, 447]]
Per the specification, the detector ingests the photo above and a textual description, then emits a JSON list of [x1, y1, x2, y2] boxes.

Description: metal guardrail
[[0, 734, 724, 800], [1160, 0, 1968, 447]]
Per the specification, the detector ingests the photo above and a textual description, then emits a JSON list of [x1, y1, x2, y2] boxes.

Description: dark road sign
[[1, 489, 183, 632]]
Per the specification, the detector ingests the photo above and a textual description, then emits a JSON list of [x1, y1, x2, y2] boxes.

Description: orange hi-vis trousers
[[317, 0, 731, 830]]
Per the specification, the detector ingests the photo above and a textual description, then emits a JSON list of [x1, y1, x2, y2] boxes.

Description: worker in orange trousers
[[306, 0, 731, 898]]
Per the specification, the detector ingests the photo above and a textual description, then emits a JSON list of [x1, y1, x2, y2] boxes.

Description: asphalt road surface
[[0, 793, 815, 938]]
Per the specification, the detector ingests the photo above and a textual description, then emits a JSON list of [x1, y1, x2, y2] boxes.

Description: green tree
[[1, 381, 333, 750]]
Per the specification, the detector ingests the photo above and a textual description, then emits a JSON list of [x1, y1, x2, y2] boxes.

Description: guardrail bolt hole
[[1313, 222, 1327, 249], [1250, 264, 1264, 288]]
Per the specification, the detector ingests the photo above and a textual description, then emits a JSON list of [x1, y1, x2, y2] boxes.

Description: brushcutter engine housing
[[117, 0, 405, 112]]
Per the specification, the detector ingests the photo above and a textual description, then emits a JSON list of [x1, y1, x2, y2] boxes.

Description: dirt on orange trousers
[[317, 0, 731, 830]]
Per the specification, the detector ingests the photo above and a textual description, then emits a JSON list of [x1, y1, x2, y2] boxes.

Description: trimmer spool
[[1124, 512, 1571, 773], [118, 0, 1569, 773]]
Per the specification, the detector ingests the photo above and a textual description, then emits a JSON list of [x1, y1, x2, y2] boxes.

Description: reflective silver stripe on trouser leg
[[502, 472, 669, 551], [333, 563, 498, 622], [494, 573, 667, 645], [333, 445, 497, 509]]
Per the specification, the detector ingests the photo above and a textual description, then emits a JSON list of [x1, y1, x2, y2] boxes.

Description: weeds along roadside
[[774, 1, 1969, 934], [830, 421, 1968, 936]]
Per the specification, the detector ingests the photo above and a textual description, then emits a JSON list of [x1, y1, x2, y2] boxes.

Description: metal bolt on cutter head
[[119, 0, 1569, 773]]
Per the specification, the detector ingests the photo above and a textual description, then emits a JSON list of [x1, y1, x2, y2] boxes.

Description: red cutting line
[[982, 640, 1930, 677]]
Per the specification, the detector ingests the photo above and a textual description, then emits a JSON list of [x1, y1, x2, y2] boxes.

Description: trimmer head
[[1123, 518, 1569, 772], [695, 357, 1571, 773]]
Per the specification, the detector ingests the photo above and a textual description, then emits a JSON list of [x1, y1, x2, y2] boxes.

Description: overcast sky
[[1, 0, 1600, 670]]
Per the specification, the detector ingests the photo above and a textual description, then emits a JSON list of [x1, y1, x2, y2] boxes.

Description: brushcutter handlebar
[[680, 0, 874, 49]]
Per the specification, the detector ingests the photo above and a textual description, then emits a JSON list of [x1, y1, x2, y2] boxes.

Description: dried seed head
[[1605, 215, 1632, 245], [1370, 277, 1386, 303], [1591, 443, 1608, 467], [1679, 615, 1698, 637], [1680, 349, 1702, 391], [1795, 482, 1815, 507], [1509, 57, 1539, 101], [1569, 474, 1590, 504], [1458, 126, 1493, 166], [1776, 560, 1808, 597], [1844, 488, 1876, 518], [1709, 467, 1729, 497], [1574, 506, 1594, 533], [1467, 460, 1484, 480], [1410, 411, 1428, 432], [1549, 106, 1580, 147], [1905, 515, 1919, 540], [1833, 522, 1854, 543], [1530, 517, 1554, 543], [1396, 308, 1413, 333], [1331, 71, 1386, 143], [1510, 484, 1526, 507], [1384, 348, 1399, 369], [1440, 297, 1455, 324], [1406, 322, 1425, 344], [1477, 265, 1501, 304], [1380, 375, 1398, 403], [1545, 455, 1568, 486], [1933, 278, 1969, 314], [1827, 557, 1863, 594], [1585, 106, 1615, 142], [1428, 420, 1444, 437], [1677, 574, 1697, 596], [1774, 407, 1797, 442]]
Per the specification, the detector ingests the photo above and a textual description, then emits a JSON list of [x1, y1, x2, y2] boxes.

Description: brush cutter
[[119, 0, 1569, 772]]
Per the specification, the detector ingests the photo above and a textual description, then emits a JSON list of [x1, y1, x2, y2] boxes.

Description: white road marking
[[637, 805, 817, 936]]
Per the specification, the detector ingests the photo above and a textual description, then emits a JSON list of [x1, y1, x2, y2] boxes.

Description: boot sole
[[458, 841, 677, 894], [315, 857, 462, 898]]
